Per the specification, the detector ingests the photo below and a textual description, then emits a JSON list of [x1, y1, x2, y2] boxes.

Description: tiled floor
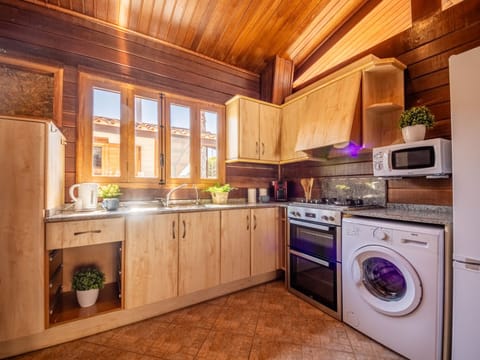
[[13, 281, 405, 359]]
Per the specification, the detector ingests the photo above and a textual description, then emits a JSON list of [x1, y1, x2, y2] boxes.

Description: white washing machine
[[342, 216, 444, 360]]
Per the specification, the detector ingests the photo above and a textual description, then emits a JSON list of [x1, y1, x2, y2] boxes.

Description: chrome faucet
[[193, 184, 200, 205], [165, 183, 188, 207]]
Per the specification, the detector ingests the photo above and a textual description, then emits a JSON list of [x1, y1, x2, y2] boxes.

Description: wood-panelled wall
[[285, 0, 480, 206], [0, 0, 260, 197]]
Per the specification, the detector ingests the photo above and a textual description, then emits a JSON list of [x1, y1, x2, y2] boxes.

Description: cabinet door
[[125, 213, 178, 308], [251, 207, 278, 276], [281, 97, 309, 162], [259, 104, 280, 161], [220, 209, 251, 283], [238, 98, 260, 160], [179, 211, 220, 295]]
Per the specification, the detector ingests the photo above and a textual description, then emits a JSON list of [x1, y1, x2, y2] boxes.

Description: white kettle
[[69, 183, 98, 210]]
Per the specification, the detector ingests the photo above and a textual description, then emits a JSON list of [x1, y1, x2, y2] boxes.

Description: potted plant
[[205, 183, 236, 204], [399, 105, 435, 143], [98, 184, 121, 211], [72, 266, 105, 308]]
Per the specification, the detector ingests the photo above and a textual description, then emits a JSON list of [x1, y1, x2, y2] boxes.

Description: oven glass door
[[289, 219, 338, 261], [289, 250, 338, 312]]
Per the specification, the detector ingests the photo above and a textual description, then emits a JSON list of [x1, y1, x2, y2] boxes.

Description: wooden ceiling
[[25, 0, 413, 88]]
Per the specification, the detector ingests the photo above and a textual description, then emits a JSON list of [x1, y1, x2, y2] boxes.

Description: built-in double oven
[[287, 205, 342, 320]]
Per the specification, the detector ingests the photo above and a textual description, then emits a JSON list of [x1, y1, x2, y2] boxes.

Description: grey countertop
[[343, 203, 452, 225], [46, 200, 287, 222]]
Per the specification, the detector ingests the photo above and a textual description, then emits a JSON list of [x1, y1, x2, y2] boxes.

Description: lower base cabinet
[[220, 208, 251, 283], [220, 207, 278, 282], [251, 207, 278, 276], [178, 211, 221, 295], [125, 213, 178, 308]]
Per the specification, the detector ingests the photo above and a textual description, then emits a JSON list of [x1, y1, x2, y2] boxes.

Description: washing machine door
[[349, 245, 422, 316]]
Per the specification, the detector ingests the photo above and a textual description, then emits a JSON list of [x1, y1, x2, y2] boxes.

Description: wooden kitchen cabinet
[[221, 207, 279, 282], [125, 213, 178, 308], [178, 211, 221, 295], [226, 95, 281, 163], [362, 59, 406, 148], [280, 96, 310, 163], [220, 208, 251, 283], [0, 117, 64, 341], [46, 217, 125, 249], [45, 218, 124, 326], [251, 207, 278, 276]]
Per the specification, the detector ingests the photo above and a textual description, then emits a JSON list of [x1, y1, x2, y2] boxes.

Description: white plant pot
[[402, 124, 426, 143], [76, 288, 99, 308]]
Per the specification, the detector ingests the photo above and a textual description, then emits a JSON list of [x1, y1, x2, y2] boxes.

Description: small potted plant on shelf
[[98, 184, 122, 211], [72, 266, 105, 308], [205, 183, 236, 204], [399, 105, 435, 143]]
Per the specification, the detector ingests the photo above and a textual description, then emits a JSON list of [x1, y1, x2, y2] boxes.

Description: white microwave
[[373, 138, 452, 177]]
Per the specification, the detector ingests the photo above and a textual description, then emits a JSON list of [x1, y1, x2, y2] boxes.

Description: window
[[77, 73, 225, 187], [165, 96, 224, 185]]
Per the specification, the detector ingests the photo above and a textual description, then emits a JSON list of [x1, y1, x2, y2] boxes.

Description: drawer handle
[[74, 230, 102, 236], [182, 220, 186, 239]]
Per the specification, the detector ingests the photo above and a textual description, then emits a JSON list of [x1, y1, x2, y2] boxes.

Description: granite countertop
[[46, 200, 287, 222], [343, 203, 452, 225]]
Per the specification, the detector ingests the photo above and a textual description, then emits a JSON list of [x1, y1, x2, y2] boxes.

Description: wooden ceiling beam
[[294, 0, 381, 82]]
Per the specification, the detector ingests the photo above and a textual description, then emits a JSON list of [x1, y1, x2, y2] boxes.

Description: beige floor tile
[[302, 345, 355, 360], [249, 338, 303, 360], [344, 326, 406, 359], [172, 302, 223, 329], [12, 280, 409, 360], [196, 330, 253, 359], [255, 312, 307, 345], [214, 305, 259, 336], [143, 323, 210, 360]]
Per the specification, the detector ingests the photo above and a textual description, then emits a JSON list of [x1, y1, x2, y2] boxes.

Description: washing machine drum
[[349, 245, 422, 316]]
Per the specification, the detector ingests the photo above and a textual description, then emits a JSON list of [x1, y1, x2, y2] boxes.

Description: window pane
[[135, 96, 158, 178], [200, 110, 218, 179], [92, 88, 121, 177], [170, 104, 190, 178]]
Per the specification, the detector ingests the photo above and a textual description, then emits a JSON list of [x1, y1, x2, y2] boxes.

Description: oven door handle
[[289, 219, 332, 232], [289, 249, 330, 267]]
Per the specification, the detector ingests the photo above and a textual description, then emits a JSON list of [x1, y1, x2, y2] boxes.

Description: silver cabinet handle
[[182, 220, 186, 239], [172, 220, 176, 239], [256, 141, 259, 154], [74, 230, 101, 236], [262, 142, 265, 155]]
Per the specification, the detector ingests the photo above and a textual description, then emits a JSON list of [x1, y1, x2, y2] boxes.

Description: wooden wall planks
[[0, 0, 261, 196]]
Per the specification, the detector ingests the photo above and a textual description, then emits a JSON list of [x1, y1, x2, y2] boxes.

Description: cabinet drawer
[[46, 217, 125, 249]]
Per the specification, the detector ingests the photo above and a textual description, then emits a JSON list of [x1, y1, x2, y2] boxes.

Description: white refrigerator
[[450, 46, 480, 360]]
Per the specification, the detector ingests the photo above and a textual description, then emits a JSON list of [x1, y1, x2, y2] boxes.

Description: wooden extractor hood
[[294, 71, 362, 153]]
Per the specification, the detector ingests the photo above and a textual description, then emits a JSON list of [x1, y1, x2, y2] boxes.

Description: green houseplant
[[98, 184, 121, 211], [205, 183, 236, 204], [72, 266, 105, 308], [399, 106, 435, 143]]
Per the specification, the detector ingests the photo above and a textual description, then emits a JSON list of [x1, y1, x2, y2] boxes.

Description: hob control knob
[[321, 215, 329, 221], [329, 216, 335, 221]]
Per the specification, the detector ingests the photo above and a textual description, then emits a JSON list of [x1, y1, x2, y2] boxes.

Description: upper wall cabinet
[[226, 96, 281, 164], [284, 55, 406, 154]]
